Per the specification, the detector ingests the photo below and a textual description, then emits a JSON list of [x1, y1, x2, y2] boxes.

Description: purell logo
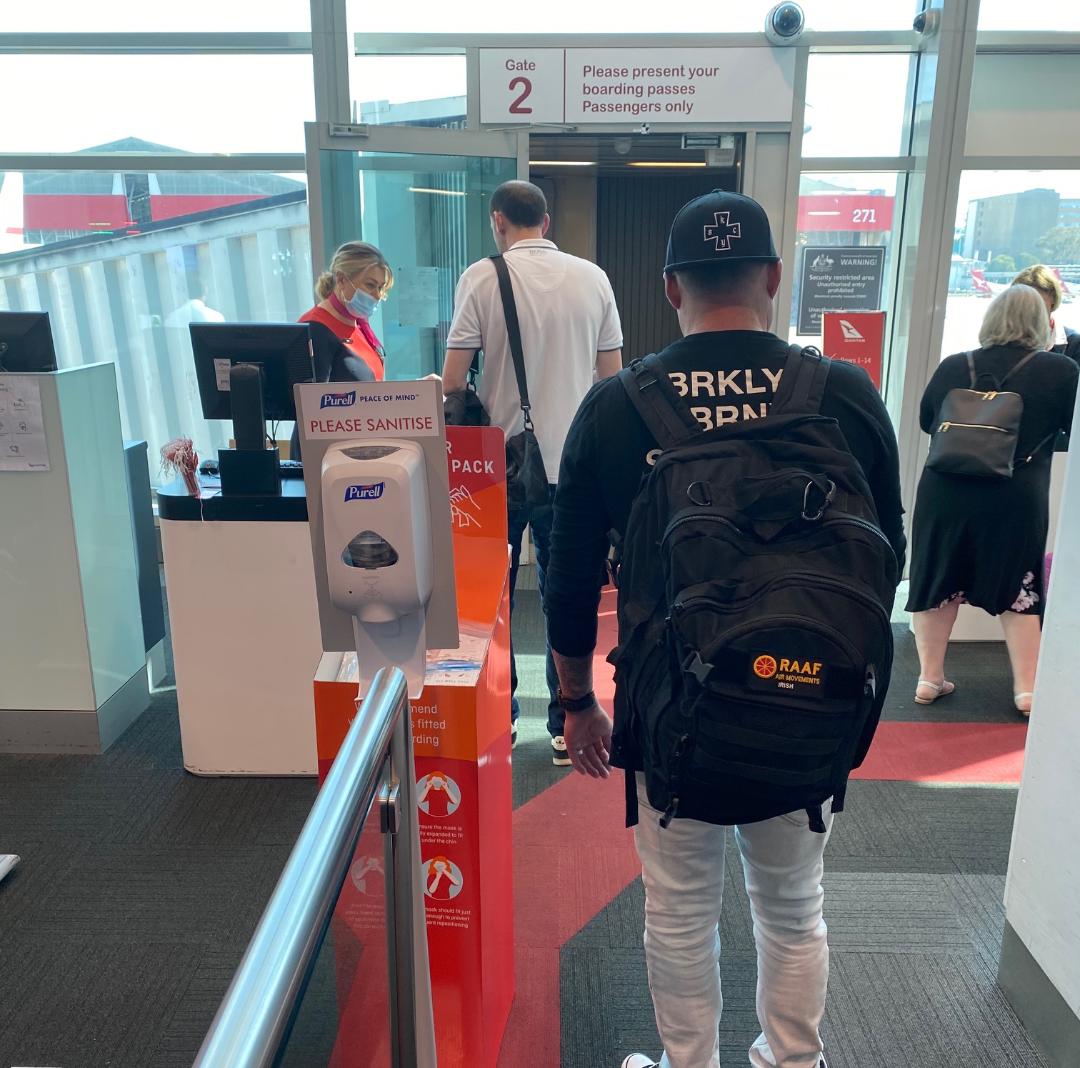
[[321, 390, 357, 409], [344, 482, 385, 502]]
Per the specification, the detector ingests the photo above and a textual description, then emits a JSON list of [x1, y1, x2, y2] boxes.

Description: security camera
[[913, 9, 940, 35], [764, 2, 806, 45], [638, 123, 652, 135]]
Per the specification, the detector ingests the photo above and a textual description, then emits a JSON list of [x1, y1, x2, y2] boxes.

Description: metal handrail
[[193, 665, 434, 1068]]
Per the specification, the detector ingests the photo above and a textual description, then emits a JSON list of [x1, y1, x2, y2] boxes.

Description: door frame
[[304, 121, 528, 278]]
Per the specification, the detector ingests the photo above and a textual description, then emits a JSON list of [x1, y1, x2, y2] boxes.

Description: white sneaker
[[551, 735, 572, 767], [620, 1056, 660, 1068]]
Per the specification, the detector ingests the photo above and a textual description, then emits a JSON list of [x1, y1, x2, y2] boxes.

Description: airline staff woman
[[303, 241, 393, 381], [290, 242, 393, 460]]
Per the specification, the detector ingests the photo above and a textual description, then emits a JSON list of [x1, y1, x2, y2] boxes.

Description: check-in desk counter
[[157, 477, 322, 775]]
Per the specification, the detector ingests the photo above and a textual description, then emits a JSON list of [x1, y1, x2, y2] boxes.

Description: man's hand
[[563, 700, 613, 779]]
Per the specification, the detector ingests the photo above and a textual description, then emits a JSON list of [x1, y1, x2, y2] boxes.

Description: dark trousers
[[508, 484, 562, 738]]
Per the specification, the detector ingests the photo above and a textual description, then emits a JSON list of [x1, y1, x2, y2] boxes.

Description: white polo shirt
[[446, 239, 623, 483]]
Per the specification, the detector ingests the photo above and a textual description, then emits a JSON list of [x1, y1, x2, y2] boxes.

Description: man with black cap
[[543, 191, 905, 1068]]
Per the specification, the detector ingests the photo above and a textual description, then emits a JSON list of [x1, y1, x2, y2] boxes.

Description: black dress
[[906, 345, 1078, 616]]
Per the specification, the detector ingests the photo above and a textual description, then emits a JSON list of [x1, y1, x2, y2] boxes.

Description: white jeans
[[633, 775, 833, 1068]]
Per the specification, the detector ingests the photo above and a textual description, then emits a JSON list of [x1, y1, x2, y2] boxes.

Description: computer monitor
[[190, 322, 315, 423], [0, 312, 59, 373]]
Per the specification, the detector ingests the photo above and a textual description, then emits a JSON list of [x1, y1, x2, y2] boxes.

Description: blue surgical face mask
[[344, 286, 379, 320]]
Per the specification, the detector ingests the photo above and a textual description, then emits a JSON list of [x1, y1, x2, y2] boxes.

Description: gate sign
[[798, 246, 886, 336], [822, 311, 886, 391], [479, 48, 795, 125]]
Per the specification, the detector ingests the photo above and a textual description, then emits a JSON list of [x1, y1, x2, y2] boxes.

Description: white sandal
[[1014, 692, 1033, 718], [915, 679, 956, 705]]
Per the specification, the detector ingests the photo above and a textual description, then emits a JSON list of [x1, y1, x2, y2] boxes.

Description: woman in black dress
[[906, 284, 1078, 716]]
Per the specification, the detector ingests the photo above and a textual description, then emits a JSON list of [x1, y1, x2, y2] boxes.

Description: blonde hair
[[315, 241, 393, 301], [1011, 264, 1062, 313], [979, 284, 1050, 350]]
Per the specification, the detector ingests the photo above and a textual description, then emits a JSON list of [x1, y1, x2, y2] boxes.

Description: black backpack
[[925, 350, 1054, 480], [609, 347, 898, 833]]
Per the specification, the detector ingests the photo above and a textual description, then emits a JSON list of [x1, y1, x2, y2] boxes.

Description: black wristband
[[557, 688, 596, 713]]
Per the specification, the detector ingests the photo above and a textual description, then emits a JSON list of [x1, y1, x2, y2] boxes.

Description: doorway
[[530, 133, 741, 359]]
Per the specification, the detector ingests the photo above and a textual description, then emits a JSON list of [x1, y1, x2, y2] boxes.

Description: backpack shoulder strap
[[618, 353, 701, 450], [998, 349, 1039, 387], [966, 350, 978, 387], [770, 344, 830, 416]]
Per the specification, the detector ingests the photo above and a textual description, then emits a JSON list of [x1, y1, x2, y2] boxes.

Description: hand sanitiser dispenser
[[322, 440, 434, 697]]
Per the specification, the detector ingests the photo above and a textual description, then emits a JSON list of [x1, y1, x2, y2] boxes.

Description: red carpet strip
[[497, 591, 1027, 1064]]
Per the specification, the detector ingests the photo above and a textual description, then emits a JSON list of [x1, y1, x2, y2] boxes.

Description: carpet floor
[[506, 586, 1045, 1067], [0, 575, 1047, 1068]]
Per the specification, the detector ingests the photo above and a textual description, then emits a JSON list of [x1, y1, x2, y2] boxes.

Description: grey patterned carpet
[[0, 576, 1048, 1068]]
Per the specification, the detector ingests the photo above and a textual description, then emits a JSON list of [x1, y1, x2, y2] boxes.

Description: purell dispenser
[[321, 440, 434, 697]]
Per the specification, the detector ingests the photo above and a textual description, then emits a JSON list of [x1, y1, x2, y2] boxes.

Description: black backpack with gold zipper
[[926, 349, 1055, 479]]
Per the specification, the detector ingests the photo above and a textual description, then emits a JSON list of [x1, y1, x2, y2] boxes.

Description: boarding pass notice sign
[[296, 380, 440, 439], [479, 48, 795, 125], [0, 376, 50, 472]]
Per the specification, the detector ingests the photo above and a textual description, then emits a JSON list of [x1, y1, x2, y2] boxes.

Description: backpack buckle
[[801, 478, 836, 522], [684, 652, 713, 685]]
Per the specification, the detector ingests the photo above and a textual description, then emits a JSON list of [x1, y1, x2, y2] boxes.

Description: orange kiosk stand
[[313, 426, 514, 1067]]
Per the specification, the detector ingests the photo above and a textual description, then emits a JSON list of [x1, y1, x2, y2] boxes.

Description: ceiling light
[[408, 187, 466, 197], [528, 160, 596, 167], [628, 162, 708, 169]]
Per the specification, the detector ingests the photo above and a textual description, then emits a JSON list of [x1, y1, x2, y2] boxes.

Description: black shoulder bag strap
[[998, 348, 1040, 387], [618, 353, 701, 450], [771, 343, 830, 416], [998, 349, 1058, 464], [967, 347, 1039, 389], [490, 254, 534, 429]]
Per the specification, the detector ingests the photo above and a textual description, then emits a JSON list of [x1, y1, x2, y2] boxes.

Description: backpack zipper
[[674, 571, 890, 626], [663, 508, 895, 565], [938, 420, 1009, 433], [662, 510, 743, 543], [820, 515, 897, 564], [660, 732, 691, 828]]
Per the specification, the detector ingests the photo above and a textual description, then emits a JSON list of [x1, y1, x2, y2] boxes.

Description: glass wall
[[0, 170, 310, 464], [317, 148, 516, 379], [2, 0, 311, 31], [978, 0, 1080, 31], [942, 170, 1080, 360], [5, 10, 1079, 492], [357, 0, 923, 34], [352, 55, 468, 128], [803, 54, 915, 158], [0, 56, 315, 155], [788, 172, 904, 358]]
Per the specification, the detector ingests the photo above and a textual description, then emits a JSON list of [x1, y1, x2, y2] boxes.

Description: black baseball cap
[[665, 190, 779, 273]]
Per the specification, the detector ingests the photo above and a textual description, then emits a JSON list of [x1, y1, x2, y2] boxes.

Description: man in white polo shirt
[[443, 180, 623, 765]]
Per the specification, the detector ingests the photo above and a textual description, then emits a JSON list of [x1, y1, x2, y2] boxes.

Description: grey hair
[[978, 283, 1051, 350]]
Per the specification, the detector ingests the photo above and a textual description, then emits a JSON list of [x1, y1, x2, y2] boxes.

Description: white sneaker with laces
[[551, 735, 572, 767], [620, 1056, 659, 1068]]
